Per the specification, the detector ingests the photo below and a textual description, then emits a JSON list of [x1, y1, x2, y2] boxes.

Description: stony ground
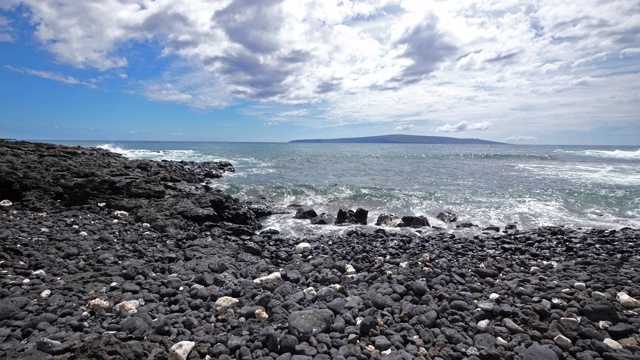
[[0, 140, 639, 360]]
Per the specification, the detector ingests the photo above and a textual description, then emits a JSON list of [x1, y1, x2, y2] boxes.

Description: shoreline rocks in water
[[1, 140, 639, 360]]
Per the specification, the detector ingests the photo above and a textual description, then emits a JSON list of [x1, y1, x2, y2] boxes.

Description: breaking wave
[[559, 148, 640, 160]]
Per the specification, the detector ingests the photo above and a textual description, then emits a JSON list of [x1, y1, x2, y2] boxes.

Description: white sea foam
[[518, 164, 640, 186], [97, 144, 198, 161], [559, 148, 640, 160]]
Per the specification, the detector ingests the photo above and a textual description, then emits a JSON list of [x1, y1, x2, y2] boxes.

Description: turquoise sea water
[[54, 141, 640, 233]]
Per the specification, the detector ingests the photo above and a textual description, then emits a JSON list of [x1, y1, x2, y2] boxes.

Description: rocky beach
[[1, 140, 639, 360]]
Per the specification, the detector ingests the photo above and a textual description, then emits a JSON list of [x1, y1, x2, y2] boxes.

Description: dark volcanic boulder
[[583, 299, 620, 323], [0, 302, 21, 321], [294, 206, 318, 220], [521, 344, 559, 360], [175, 199, 220, 223], [376, 214, 403, 227], [246, 200, 273, 218], [0, 141, 235, 208], [335, 208, 368, 225], [436, 210, 457, 223], [73, 335, 145, 360], [401, 215, 430, 228], [288, 309, 334, 341], [311, 213, 334, 225]]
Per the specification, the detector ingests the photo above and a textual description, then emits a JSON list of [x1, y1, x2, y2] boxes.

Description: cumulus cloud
[[1, 0, 639, 137], [392, 14, 457, 84], [394, 124, 414, 131], [505, 136, 537, 142], [436, 121, 492, 132]]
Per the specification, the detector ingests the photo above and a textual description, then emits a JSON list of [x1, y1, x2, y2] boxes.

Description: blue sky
[[1, 0, 639, 144]]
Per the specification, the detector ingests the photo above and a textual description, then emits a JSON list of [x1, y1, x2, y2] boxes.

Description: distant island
[[290, 134, 506, 145]]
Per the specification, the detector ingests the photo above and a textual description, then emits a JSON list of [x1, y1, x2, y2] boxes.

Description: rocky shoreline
[[1, 140, 639, 360]]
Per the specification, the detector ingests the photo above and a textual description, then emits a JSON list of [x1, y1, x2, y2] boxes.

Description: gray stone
[[473, 268, 500, 278], [522, 344, 559, 360], [288, 309, 334, 341], [583, 300, 620, 323], [503, 318, 525, 334], [280, 334, 299, 353], [36, 338, 63, 354], [554, 334, 572, 349], [442, 327, 466, 344], [120, 317, 149, 337], [411, 280, 429, 296], [373, 336, 392, 351], [606, 323, 635, 338], [450, 300, 472, 311], [359, 315, 377, 336], [474, 333, 496, 350], [0, 303, 20, 321]]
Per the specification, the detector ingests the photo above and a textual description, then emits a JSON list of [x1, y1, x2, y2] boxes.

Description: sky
[[1, 0, 639, 144]]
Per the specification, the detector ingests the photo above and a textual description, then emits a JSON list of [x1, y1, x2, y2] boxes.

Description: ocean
[[54, 141, 640, 235]]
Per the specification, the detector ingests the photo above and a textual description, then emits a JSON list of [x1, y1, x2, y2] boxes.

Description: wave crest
[[559, 148, 640, 160]]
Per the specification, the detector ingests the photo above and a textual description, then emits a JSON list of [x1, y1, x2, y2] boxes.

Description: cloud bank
[[2, 0, 640, 139], [505, 136, 538, 142], [394, 124, 414, 131], [436, 121, 492, 133]]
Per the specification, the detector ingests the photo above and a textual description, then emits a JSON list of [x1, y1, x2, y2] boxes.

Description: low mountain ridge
[[290, 134, 506, 145]]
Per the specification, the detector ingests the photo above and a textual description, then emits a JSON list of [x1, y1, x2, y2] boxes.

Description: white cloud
[[2, 0, 639, 139], [436, 121, 492, 132], [143, 83, 193, 104], [394, 124, 414, 131], [505, 136, 537, 142], [468, 121, 492, 130], [620, 48, 640, 57], [0, 15, 13, 42], [4, 65, 97, 88], [278, 110, 309, 118]]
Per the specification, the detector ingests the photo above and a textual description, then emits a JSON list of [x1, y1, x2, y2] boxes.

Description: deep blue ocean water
[[54, 141, 640, 235]]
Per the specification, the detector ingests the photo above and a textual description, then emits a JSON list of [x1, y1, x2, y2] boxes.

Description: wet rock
[[376, 214, 404, 227], [335, 208, 368, 225], [294, 207, 318, 220], [311, 213, 334, 225], [436, 210, 457, 223], [401, 215, 430, 227]]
